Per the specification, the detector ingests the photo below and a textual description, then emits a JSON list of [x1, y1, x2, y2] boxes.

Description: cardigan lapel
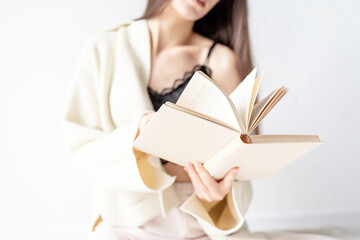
[[127, 19, 151, 87], [128, 19, 182, 216]]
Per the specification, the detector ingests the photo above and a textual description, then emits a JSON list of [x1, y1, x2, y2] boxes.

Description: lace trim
[[147, 64, 212, 96]]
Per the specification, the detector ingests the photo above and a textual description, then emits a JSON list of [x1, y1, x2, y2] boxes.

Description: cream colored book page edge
[[250, 88, 284, 132], [249, 134, 321, 143], [176, 71, 244, 132], [249, 87, 287, 132], [249, 87, 288, 133], [247, 73, 263, 128], [249, 88, 278, 128]]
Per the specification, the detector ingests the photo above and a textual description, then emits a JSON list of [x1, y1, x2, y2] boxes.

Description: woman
[[62, 0, 337, 239]]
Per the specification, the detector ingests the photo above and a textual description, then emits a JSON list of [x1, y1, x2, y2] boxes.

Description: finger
[[186, 162, 205, 188], [185, 162, 209, 198], [143, 113, 154, 125], [219, 167, 238, 193], [139, 113, 155, 132], [194, 161, 218, 191], [194, 161, 224, 201]]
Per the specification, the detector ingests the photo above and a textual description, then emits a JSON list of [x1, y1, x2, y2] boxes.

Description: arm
[[62, 32, 175, 192]]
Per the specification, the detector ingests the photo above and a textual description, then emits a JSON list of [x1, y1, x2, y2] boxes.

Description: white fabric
[[64, 19, 339, 240], [86, 182, 210, 240], [62, 18, 252, 236], [85, 183, 337, 240]]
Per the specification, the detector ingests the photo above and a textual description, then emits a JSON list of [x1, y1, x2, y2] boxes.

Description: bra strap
[[204, 40, 217, 66]]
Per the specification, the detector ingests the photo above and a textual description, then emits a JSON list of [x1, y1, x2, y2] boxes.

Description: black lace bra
[[147, 41, 217, 112], [147, 40, 217, 164]]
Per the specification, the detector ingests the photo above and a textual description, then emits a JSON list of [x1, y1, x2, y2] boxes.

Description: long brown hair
[[136, 0, 253, 80]]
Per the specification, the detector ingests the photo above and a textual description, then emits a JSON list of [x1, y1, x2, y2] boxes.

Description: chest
[[148, 46, 206, 93]]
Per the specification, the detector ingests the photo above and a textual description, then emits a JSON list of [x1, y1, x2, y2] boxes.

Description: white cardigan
[[62, 18, 253, 239]]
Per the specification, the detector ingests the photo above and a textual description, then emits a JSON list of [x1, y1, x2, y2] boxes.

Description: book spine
[[203, 136, 243, 180]]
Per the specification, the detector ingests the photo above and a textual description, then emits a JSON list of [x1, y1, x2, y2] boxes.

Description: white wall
[[0, 0, 359, 239], [246, 0, 360, 232]]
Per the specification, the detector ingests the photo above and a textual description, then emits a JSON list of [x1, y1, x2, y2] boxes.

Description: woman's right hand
[[184, 161, 238, 208]]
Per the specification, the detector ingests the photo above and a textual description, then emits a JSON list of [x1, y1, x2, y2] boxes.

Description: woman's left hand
[[184, 161, 238, 208]]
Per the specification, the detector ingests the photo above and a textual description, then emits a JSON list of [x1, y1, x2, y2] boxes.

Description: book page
[[249, 89, 277, 125], [165, 102, 239, 132], [248, 73, 263, 126], [249, 86, 288, 133], [229, 68, 258, 133], [133, 103, 240, 167], [176, 71, 244, 133]]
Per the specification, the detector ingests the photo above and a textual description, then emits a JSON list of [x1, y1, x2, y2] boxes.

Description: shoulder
[[211, 43, 240, 70], [83, 20, 131, 48], [83, 19, 144, 50], [103, 20, 133, 32], [209, 43, 242, 94], [80, 19, 146, 61], [191, 33, 242, 94]]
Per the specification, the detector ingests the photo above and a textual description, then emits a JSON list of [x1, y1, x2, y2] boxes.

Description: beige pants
[[86, 182, 337, 240], [86, 182, 210, 240]]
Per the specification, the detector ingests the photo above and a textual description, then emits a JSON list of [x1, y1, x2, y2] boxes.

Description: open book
[[133, 68, 322, 180]]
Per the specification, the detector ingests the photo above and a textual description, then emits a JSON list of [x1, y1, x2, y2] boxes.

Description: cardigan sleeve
[[180, 180, 252, 236], [62, 32, 176, 192]]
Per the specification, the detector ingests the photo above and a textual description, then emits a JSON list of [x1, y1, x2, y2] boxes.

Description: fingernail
[[233, 168, 238, 174], [184, 166, 188, 172], [195, 161, 201, 168], [189, 162, 193, 166], [185, 162, 192, 170]]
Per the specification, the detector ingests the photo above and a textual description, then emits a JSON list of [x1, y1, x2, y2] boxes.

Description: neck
[[147, 4, 195, 55]]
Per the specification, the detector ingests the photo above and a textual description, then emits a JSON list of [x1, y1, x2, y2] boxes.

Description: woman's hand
[[139, 111, 155, 133], [184, 161, 238, 209]]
